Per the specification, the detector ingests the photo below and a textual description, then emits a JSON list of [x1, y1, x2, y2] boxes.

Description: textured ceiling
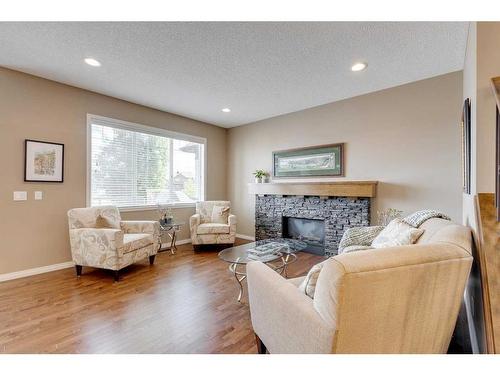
[[0, 22, 468, 127]]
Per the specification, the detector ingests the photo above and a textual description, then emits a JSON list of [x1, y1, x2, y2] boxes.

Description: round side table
[[158, 221, 185, 254]]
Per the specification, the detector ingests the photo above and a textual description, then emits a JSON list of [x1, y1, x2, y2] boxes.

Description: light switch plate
[[34, 191, 43, 200], [13, 191, 27, 201]]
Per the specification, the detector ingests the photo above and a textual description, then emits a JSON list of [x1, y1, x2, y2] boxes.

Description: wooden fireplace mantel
[[248, 181, 378, 198]]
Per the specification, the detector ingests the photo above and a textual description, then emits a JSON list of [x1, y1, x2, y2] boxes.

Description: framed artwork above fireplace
[[272, 143, 344, 179]]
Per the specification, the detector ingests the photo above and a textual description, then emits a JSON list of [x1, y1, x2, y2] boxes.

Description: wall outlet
[[13, 191, 27, 201], [34, 191, 43, 200]]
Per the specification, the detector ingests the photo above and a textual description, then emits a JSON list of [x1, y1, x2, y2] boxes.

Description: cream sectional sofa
[[247, 218, 473, 354]]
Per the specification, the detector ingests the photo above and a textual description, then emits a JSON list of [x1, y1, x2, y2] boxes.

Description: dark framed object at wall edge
[[461, 99, 471, 194], [24, 139, 65, 183], [272, 143, 344, 179]]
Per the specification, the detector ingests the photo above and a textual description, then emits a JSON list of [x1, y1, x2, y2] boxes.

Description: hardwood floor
[[0, 239, 323, 354]]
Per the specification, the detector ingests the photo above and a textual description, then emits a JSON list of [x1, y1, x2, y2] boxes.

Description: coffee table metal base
[[228, 253, 297, 302]]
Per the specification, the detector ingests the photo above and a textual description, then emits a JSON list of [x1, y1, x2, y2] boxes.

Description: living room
[[1, 1, 500, 373]]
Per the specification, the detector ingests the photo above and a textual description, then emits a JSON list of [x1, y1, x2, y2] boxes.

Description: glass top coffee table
[[218, 238, 307, 302]]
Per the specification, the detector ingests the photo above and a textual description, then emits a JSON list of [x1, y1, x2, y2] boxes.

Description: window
[[87, 115, 205, 210]]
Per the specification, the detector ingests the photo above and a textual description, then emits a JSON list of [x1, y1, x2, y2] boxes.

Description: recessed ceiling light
[[84, 58, 101, 67], [351, 62, 367, 72], [222, 108, 231, 113]]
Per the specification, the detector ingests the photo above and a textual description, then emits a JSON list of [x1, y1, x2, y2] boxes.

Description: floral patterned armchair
[[67, 206, 160, 281], [190, 201, 236, 250]]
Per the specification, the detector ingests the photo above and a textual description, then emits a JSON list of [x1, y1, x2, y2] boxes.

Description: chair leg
[[149, 255, 156, 265], [113, 270, 120, 282], [255, 334, 267, 354], [75, 265, 82, 277]]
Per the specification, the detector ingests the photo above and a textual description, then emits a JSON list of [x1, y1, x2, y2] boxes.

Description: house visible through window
[[88, 115, 205, 209]]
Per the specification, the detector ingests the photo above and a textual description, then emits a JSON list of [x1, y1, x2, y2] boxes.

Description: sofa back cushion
[[68, 206, 121, 229], [314, 231, 472, 353], [416, 218, 472, 254], [196, 201, 231, 224]]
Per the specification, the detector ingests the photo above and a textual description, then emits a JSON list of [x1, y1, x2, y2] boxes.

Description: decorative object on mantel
[[157, 204, 173, 225], [24, 139, 64, 182], [461, 98, 472, 194], [253, 169, 269, 183], [377, 208, 403, 226], [272, 143, 344, 178]]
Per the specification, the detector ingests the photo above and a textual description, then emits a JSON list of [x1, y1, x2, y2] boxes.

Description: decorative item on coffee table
[[218, 238, 307, 302]]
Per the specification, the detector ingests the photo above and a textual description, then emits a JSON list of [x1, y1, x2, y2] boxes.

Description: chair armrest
[[120, 220, 160, 237], [228, 214, 237, 234], [338, 225, 384, 253], [247, 261, 335, 353], [69, 228, 124, 263], [190, 214, 201, 228]]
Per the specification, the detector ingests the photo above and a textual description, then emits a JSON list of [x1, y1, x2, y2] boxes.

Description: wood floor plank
[[0, 239, 323, 353]]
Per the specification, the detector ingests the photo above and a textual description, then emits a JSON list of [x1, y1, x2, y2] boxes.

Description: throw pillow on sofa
[[371, 218, 424, 249], [298, 260, 327, 298]]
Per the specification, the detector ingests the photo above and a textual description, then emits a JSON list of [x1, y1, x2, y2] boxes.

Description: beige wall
[[0, 67, 227, 274], [228, 72, 463, 237]]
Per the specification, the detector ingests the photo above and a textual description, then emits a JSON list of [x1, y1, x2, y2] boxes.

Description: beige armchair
[[67, 206, 160, 281], [247, 218, 473, 354], [190, 201, 236, 250]]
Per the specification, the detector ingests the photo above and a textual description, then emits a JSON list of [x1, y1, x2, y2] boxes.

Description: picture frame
[[24, 139, 65, 183], [461, 99, 471, 194], [272, 143, 344, 179]]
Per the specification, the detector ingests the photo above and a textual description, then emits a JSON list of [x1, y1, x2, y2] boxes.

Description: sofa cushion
[[338, 226, 384, 253], [211, 205, 230, 224], [371, 218, 424, 249], [197, 223, 230, 235], [121, 233, 154, 254]]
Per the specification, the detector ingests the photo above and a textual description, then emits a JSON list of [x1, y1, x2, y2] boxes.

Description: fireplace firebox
[[283, 217, 325, 255]]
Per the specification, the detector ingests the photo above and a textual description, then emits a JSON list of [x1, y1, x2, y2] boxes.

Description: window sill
[[117, 203, 197, 212]]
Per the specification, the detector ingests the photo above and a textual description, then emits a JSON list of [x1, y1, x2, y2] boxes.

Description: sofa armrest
[[69, 228, 124, 264], [120, 220, 160, 237], [247, 261, 335, 353], [338, 225, 384, 253]]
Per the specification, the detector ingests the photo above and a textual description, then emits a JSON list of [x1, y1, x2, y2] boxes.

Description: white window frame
[[86, 114, 207, 211]]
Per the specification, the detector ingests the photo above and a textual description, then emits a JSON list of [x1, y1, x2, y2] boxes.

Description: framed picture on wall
[[461, 99, 471, 194], [24, 139, 65, 182], [272, 143, 344, 178]]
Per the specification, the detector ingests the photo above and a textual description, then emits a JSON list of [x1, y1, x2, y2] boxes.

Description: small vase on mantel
[[253, 169, 267, 183]]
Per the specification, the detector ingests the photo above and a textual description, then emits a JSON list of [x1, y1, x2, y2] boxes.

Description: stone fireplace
[[255, 195, 371, 255], [249, 181, 377, 256]]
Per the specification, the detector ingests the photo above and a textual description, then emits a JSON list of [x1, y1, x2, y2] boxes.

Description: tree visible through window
[[89, 118, 204, 209]]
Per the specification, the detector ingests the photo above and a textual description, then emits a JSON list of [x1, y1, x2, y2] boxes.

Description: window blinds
[[89, 118, 204, 209]]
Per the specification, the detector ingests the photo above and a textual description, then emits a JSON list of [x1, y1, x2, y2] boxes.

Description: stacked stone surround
[[255, 195, 371, 256]]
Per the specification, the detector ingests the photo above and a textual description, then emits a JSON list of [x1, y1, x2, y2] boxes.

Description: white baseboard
[[0, 261, 74, 283], [236, 233, 256, 241]]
